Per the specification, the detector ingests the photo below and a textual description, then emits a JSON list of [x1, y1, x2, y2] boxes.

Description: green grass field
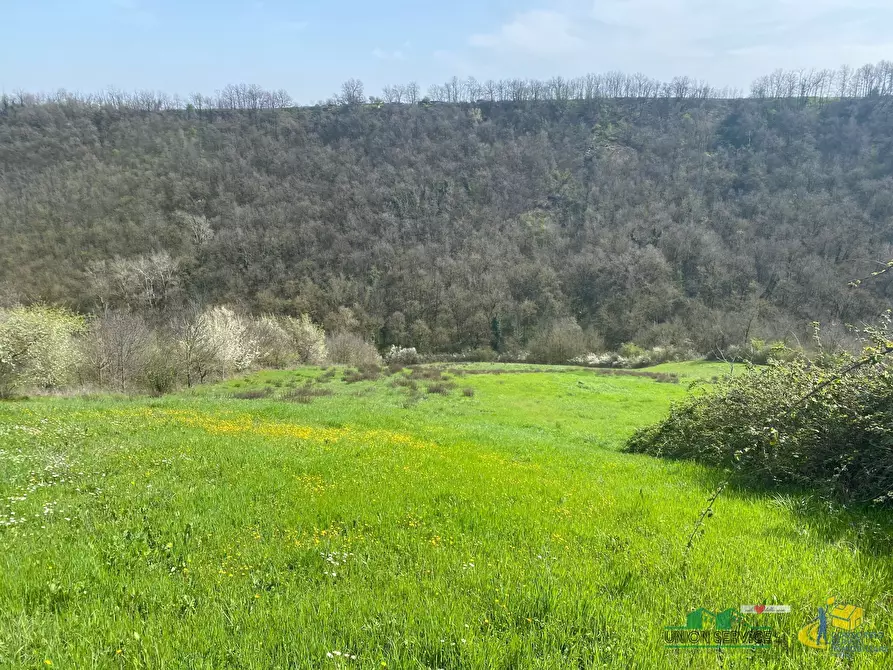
[[1, 363, 891, 668]]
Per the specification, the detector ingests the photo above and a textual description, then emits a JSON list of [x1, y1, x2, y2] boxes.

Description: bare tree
[[82, 311, 152, 391], [339, 79, 365, 105], [86, 252, 181, 312], [528, 79, 544, 101], [463, 76, 480, 102], [405, 81, 420, 104], [174, 306, 212, 387], [176, 211, 214, 246], [483, 79, 498, 102]]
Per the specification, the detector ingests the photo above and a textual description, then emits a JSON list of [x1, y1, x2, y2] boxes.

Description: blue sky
[[3, 0, 892, 102]]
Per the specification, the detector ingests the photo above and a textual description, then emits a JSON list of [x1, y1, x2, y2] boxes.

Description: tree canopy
[[2, 62, 893, 354]]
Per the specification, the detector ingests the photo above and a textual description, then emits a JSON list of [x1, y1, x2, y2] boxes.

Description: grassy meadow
[[1, 362, 891, 668]]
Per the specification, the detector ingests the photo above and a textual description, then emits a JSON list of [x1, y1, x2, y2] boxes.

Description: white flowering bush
[[571, 351, 650, 369], [571, 352, 617, 367], [239, 314, 328, 369], [383, 345, 419, 365], [177, 306, 257, 384], [572, 344, 699, 369], [280, 314, 327, 365], [178, 310, 326, 385], [201, 306, 259, 376], [0, 305, 86, 396], [251, 315, 292, 369]]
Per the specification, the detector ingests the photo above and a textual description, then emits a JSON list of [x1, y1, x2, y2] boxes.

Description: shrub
[[573, 344, 697, 369], [462, 387, 475, 397], [408, 366, 444, 381], [200, 306, 259, 377], [717, 339, 794, 366], [743, 339, 798, 365], [280, 314, 327, 365], [231, 388, 273, 400], [497, 350, 529, 363], [0, 305, 86, 397], [402, 388, 423, 408], [383, 345, 419, 365], [528, 318, 589, 365], [391, 377, 418, 390], [142, 335, 180, 395], [175, 306, 260, 385], [251, 315, 293, 369], [573, 351, 640, 368], [317, 368, 337, 383], [426, 382, 454, 395], [573, 352, 618, 367], [250, 314, 328, 368], [618, 342, 647, 359], [343, 366, 381, 383], [626, 347, 893, 505], [648, 345, 699, 364], [327, 332, 381, 366], [281, 384, 333, 403]]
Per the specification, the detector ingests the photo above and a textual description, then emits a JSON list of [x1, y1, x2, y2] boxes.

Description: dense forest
[[2, 62, 893, 356]]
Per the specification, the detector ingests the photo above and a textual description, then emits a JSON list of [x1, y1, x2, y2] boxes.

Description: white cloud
[[372, 48, 406, 61], [588, 0, 888, 42], [463, 1, 893, 87], [469, 10, 587, 57]]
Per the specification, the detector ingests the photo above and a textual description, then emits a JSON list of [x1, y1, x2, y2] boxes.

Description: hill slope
[[2, 96, 892, 351]]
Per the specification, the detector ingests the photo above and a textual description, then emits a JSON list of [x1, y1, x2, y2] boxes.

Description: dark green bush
[[280, 384, 333, 403], [408, 366, 444, 381], [342, 367, 381, 383], [626, 351, 893, 505], [232, 388, 273, 400], [426, 382, 454, 395]]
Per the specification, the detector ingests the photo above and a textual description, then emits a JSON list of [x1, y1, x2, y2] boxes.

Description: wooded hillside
[[2, 64, 893, 354]]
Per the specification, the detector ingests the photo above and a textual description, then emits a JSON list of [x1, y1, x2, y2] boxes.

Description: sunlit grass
[[0, 365, 890, 668]]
